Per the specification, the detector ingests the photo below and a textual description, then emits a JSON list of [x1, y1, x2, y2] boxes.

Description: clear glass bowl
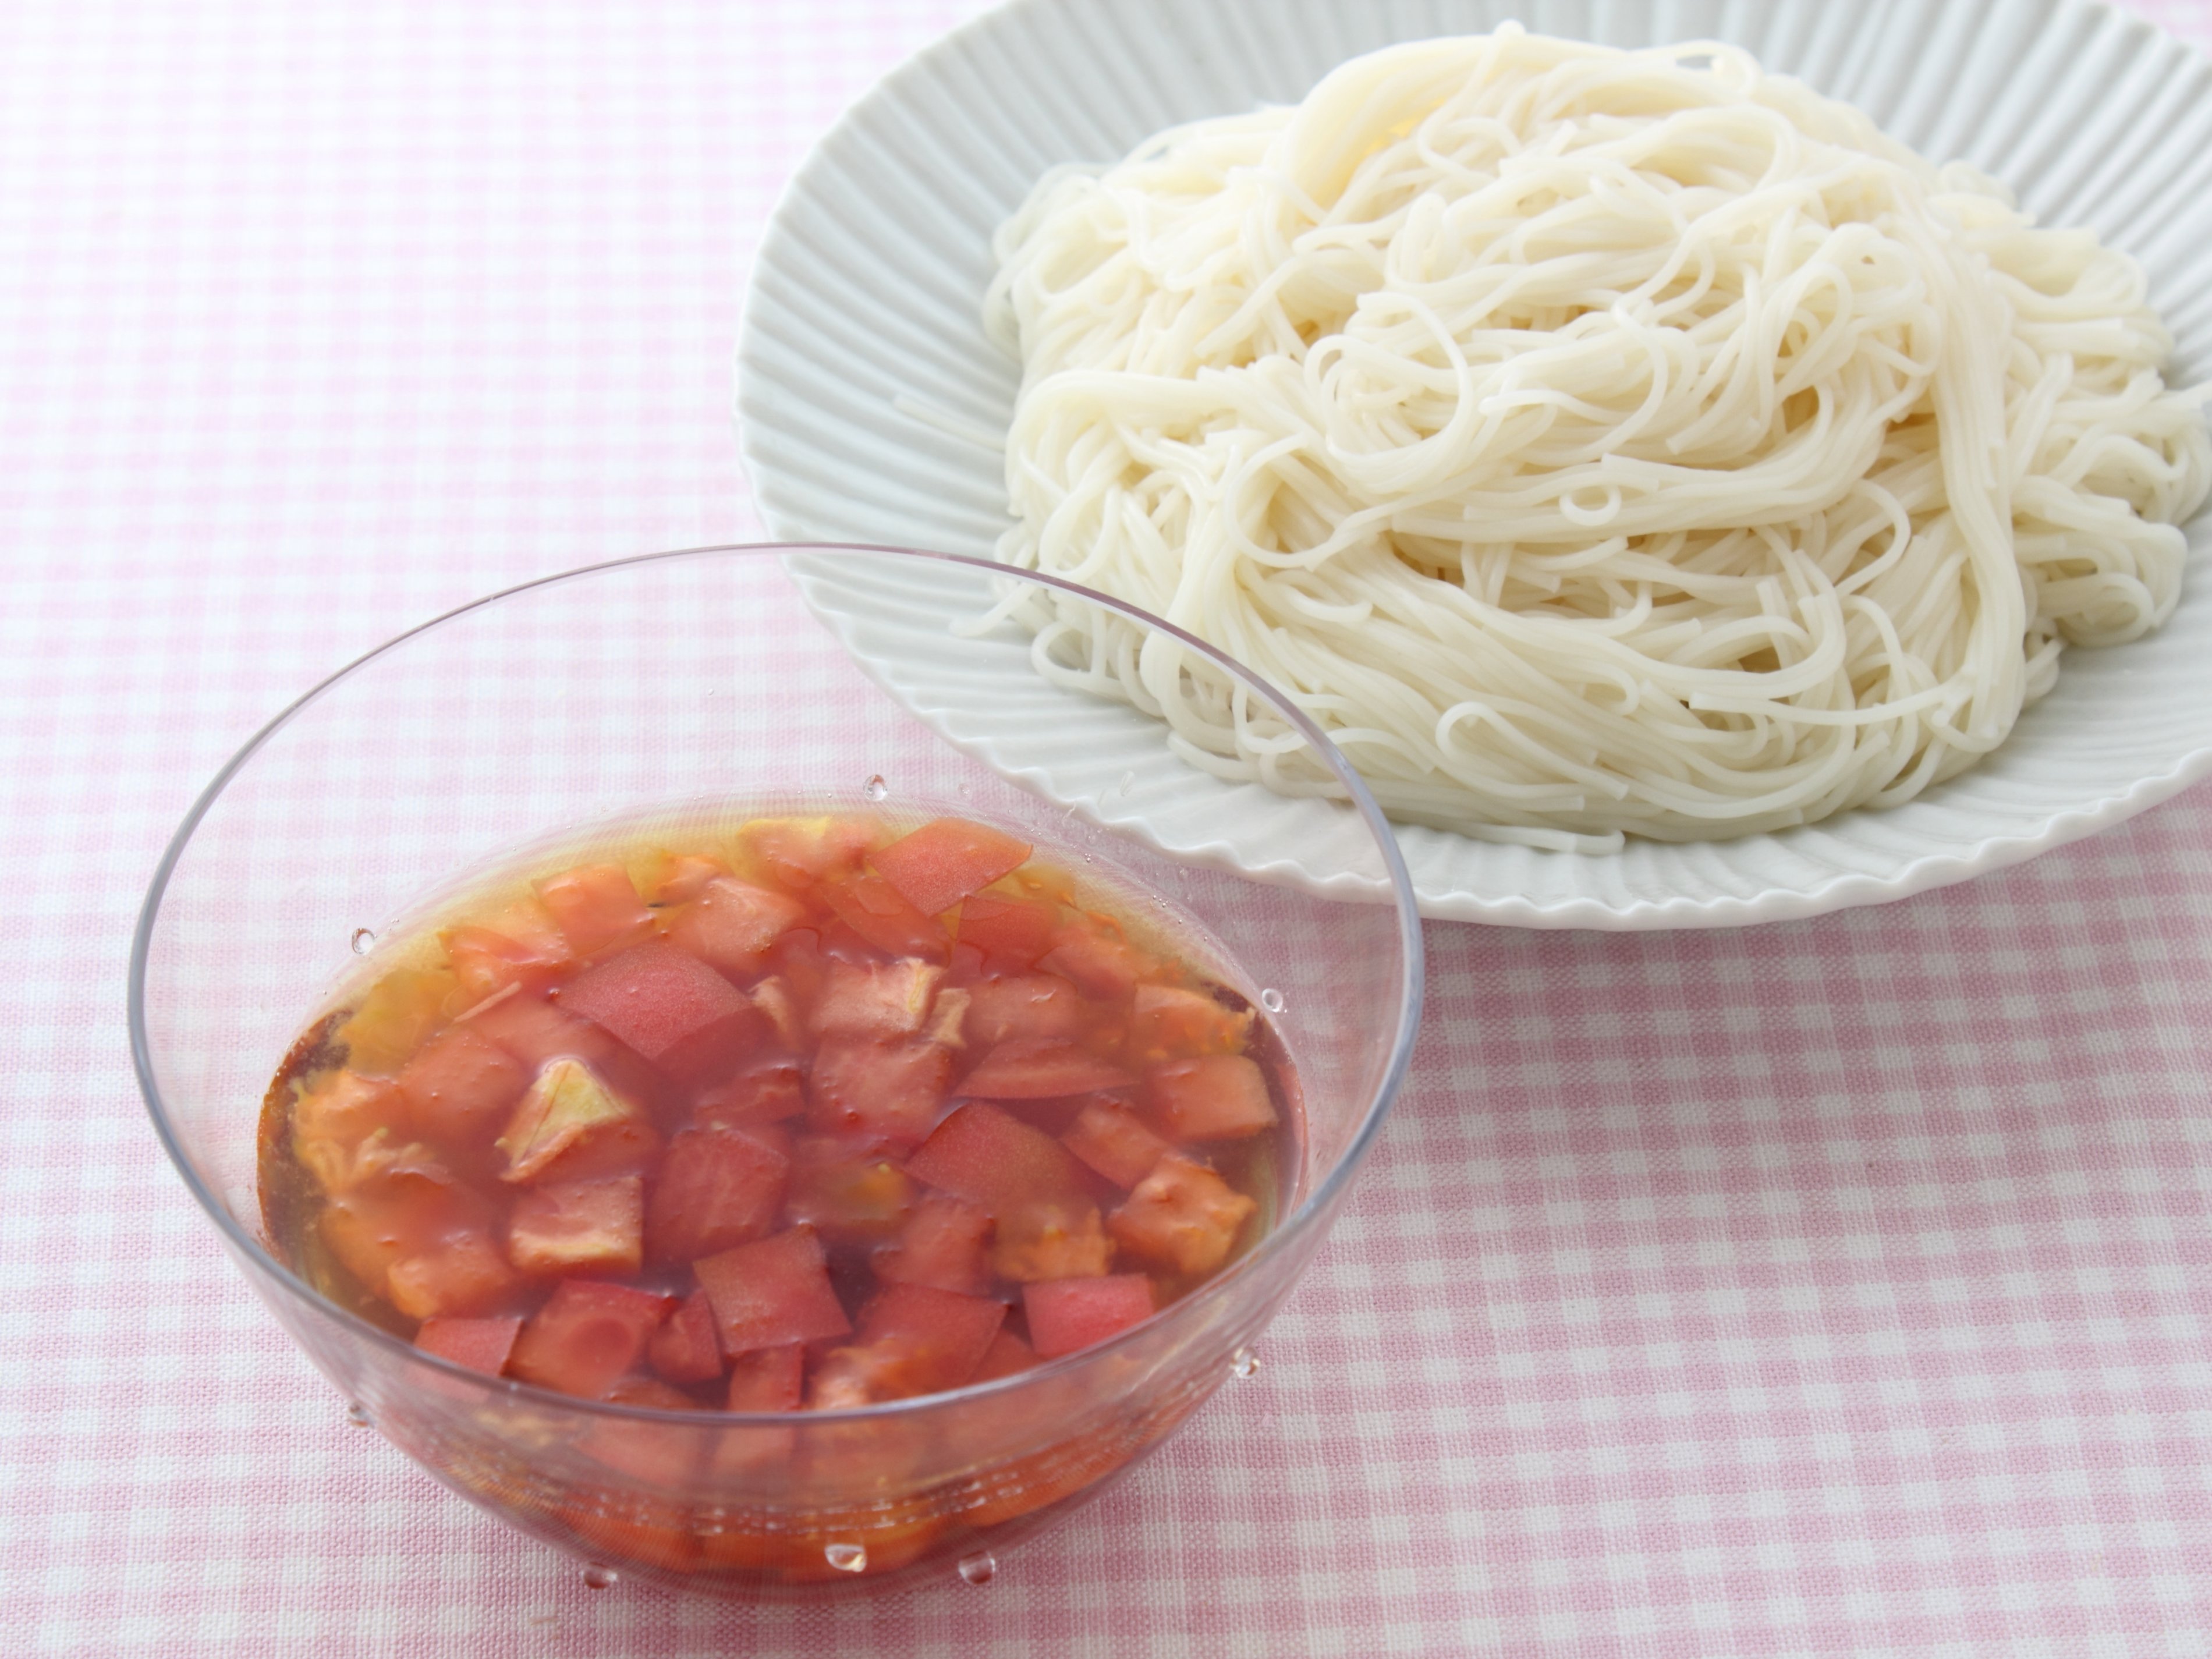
[[129, 544, 1424, 1597]]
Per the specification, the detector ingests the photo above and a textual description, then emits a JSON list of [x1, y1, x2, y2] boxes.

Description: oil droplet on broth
[[1231, 1348, 1262, 1380], [958, 1550, 997, 1586], [824, 1542, 868, 1573], [350, 928, 377, 955], [580, 1564, 618, 1590], [862, 775, 889, 802]]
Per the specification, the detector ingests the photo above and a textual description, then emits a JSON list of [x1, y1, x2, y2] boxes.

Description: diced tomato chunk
[[1129, 984, 1252, 1062], [460, 995, 618, 1072], [809, 1283, 1007, 1407], [806, 1037, 953, 1149], [442, 899, 574, 1003], [648, 1287, 724, 1385], [316, 1144, 488, 1302], [640, 851, 725, 906], [1062, 1099, 1172, 1189], [496, 1057, 660, 1185], [388, 1230, 519, 1319], [290, 1070, 412, 1193], [414, 1314, 522, 1377], [1109, 1153, 1257, 1275], [749, 975, 805, 1050], [969, 1326, 1038, 1383], [1038, 920, 1157, 1001], [870, 817, 1033, 918], [398, 1026, 529, 1148], [506, 1175, 644, 1275], [810, 958, 944, 1041], [586, 1376, 711, 1486], [338, 969, 458, 1076], [873, 1193, 992, 1296], [665, 877, 807, 977], [558, 942, 765, 1084], [693, 1062, 806, 1131], [694, 1226, 852, 1356], [726, 1343, 804, 1413], [738, 816, 876, 890], [955, 891, 1059, 973], [536, 863, 658, 958], [959, 1038, 1134, 1101], [904, 1102, 1090, 1216], [1146, 1054, 1276, 1140], [782, 1137, 916, 1244], [819, 873, 948, 960], [645, 1126, 789, 1262], [992, 1200, 1112, 1283], [1023, 1274, 1154, 1359], [508, 1280, 673, 1399], [962, 974, 1088, 1048]]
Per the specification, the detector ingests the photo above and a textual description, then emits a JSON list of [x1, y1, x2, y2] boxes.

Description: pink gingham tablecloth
[[7, 1, 2212, 1653]]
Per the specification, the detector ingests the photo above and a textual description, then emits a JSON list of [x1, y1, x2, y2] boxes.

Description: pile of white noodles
[[982, 28, 2211, 850]]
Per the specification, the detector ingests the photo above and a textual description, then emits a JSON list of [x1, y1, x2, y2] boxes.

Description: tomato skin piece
[[870, 817, 1033, 919], [1108, 1153, 1256, 1276], [954, 891, 1059, 973], [536, 863, 658, 958], [509, 1280, 674, 1399], [725, 1343, 804, 1412], [644, 1126, 789, 1263], [558, 941, 766, 1085], [648, 1287, 725, 1385], [398, 1026, 529, 1148], [506, 1175, 645, 1276], [819, 873, 948, 960], [1062, 1099, 1173, 1189], [959, 1038, 1135, 1101], [961, 974, 1088, 1049], [904, 1101, 1092, 1217], [1023, 1274, 1155, 1359], [1128, 984, 1252, 1062], [1146, 1054, 1277, 1140], [414, 1314, 523, 1377], [873, 1193, 992, 1297], [694, 1226, 852, 1356], [665, 877, 806, 977], [806, 1037, 953, 1150]]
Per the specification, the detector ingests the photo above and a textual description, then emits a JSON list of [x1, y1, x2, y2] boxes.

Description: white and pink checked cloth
[[9, 1, 2212, 1653]]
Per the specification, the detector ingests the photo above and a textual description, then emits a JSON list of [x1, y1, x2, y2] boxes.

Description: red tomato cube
[[693, 1062, 806, 1130], [507, 1175, 644, 1276], [1023, 1274, 1154, 1358], [536, 863, 657, 958], [725, 1343, 804, 1413], [962, 974, 1087, 1048], [388, 1231, 519, 1320], [442, 899, 574, 1004], [1108, 1153, 1257, 1275], [558, 941, 765, 1084], [648, 1287, 725, 1385], [1129, 984, 1253, 1061], [818, 873, 948, 959], [806, 1037, 953, 1149], [665, 876, 806, 976], [738, 816, 875, 889], [414, 1314, 523, 1377], [959, 1037, 1134, 1100], [870, 817, 1033, 917], [991, 1200, 1113, 1283], [509, 1280, 673, 1399], [1062, 1098, 1172, 1189], [969, 1327, 1038, 1383], [904, 1101, 1090, 1216], [694, 1226, 852, 1356], [955, 891, 1059, 972], [495, 1057, 660, 1185], [873, 1193, 992, 1297], [461, 995, 619, 1073], [810, 958, 945, 1041], [1146, 1054, 1276, 1140], [782, 1137, 916, 1244], [398, 1026, 529, 1148], [645, 1126, 789, 1263], [810, 1283, 1008, 1407], [1038, 920, 1157, 1001]]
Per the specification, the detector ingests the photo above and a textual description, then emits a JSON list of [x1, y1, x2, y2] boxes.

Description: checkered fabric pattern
[[8, 1, 2212, 1653]]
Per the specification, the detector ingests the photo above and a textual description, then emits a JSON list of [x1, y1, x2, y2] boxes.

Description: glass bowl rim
[[128, 540, 1427, 1426]]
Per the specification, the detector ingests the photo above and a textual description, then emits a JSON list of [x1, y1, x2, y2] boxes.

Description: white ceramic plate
[[737, 0, 2212, 930]]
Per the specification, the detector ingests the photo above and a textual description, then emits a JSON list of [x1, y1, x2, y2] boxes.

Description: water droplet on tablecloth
[[862, 775, 888, 802], [958, 1550, 997, 1586], [1231, 1348, 1262, 1380], [345, 1401, 370, 1427], [580, 1564, 618, 1590]]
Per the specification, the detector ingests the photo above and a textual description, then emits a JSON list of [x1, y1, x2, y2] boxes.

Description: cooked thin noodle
[[982, 29, 2211, 850]]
